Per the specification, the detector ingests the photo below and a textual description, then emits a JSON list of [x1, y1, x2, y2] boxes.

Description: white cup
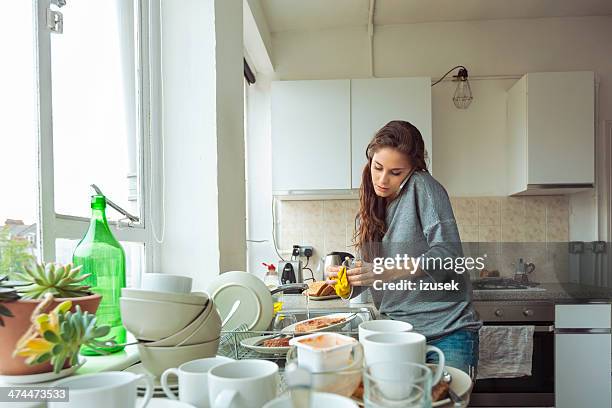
[[161, 356, 233, 408], [141, 273, 192, 294], [362, 332, 445, 385], [49, 371, 153, 408], [358, 319, 413, 342], [208, 360, 279, 408], [263, 391, 358, 408]]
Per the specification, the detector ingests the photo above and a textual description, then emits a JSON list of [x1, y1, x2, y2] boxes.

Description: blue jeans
[[426, 329, 479, 377]]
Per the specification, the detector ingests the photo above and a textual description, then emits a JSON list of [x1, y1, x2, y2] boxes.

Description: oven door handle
[[534, 325, 555, 333]]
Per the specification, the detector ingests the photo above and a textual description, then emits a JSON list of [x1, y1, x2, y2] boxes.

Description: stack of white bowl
[[120, 274, 221, 377]]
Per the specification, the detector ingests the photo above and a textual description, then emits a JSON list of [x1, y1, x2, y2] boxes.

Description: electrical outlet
[[301, 246, 314, 257]]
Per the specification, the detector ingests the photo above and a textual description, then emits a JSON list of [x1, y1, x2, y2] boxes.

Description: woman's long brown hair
[[354, 120, 428, 261]]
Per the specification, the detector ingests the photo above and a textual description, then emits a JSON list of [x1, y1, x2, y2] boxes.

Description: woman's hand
[[346, 260, 377, 286], [325, 265, 341, 285], [326, 261, 377, 287]]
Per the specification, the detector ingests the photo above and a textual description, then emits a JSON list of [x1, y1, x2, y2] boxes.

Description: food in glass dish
[[295, 316, 347, 333], [262, 337, 291, 347]]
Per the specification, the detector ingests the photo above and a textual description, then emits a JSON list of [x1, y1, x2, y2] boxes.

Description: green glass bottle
[[73, 195, 126, 355]]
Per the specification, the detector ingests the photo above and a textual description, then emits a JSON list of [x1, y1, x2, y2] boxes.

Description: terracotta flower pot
[[0, 294, 102, 376]]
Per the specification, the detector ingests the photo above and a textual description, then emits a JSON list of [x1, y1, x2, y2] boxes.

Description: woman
[[327, 120, 481, 375]]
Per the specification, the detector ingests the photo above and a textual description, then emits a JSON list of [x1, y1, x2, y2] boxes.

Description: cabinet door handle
[[554, 328, 611, 334]]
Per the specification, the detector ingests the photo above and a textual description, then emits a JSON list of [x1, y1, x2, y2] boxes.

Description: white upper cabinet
[[506, 71, 595, 196], [351, 78, 432, 188], [271, 80, 351, 192], [271, 77, 432, 192]]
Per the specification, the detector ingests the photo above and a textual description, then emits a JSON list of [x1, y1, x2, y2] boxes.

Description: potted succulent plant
[[13, 294, 113, 373], [0, 262, 103, 375]]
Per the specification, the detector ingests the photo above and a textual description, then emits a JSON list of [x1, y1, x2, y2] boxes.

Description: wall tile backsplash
[[278, 196, 570, 283]]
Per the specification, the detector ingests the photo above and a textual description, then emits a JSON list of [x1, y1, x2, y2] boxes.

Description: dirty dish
[[206, 271, 273, 331]]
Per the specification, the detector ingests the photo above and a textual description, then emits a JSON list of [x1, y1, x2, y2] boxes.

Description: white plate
[[123, 363, 178, 390], [351, 364, 472, 408], [136, 398, 196, 408], [0, 365, 78, 385], [431, 364, 472, 408], [281, 313, 358, 334], [240, 335, 291, 355], [206, 271, 273, 331]]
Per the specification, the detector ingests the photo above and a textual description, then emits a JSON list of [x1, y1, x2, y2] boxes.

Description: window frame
[[34, 0, 160, 272]]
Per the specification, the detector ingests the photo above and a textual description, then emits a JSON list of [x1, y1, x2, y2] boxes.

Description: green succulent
[[0, 275, 22, 327], [14, 299, 116, 373], [15, 263, 92, 300]]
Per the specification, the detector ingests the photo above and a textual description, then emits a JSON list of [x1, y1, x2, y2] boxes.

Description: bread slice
[[319, 285, 336, 296], [306, 281, 327, 296]]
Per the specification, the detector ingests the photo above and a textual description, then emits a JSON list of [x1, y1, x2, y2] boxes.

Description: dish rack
[[218, 326, 361, 397], [217, 326, 359, 363], [217, 307, 374, 396]]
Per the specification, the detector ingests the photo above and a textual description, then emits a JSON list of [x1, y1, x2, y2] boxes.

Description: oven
[[470, 301, 555, 407]]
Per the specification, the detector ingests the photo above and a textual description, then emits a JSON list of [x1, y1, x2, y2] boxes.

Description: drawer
[[555, 304, 612, 329]]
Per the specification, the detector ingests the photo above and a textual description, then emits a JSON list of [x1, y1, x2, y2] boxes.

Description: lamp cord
[[431, 65, 467, 87]]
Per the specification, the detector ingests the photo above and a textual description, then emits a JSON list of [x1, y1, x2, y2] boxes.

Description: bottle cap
[[262, 262, 276, 272]]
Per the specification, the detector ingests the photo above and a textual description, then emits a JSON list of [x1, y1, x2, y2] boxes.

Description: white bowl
[[141, 273, 192, 294], [121, 297, 204, 341], [147, 302, 221, 347], [138, 338, 220, 377], [121, 288, 208, 306]]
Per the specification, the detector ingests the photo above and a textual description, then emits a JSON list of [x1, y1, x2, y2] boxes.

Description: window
[[50, 0, 141, 220], [0, 1, 38, 278], [0, 0, 159, 283]]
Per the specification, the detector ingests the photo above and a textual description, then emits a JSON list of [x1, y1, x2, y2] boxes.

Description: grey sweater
[[355, 170, 482, 339]]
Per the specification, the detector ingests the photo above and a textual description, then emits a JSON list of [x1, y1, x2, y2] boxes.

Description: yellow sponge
[[333, 265, 351, 299]]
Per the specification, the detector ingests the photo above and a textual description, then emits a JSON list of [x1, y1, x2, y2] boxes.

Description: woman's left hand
[[345, 260, 378, 286]]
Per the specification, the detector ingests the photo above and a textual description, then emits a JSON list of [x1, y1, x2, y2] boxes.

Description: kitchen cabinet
[[271, 77, 432, 193], [506, 71, 595, 196], [555, 304, 611, 408], [351, 77, 432, 188], [271, 80, 351, 191]]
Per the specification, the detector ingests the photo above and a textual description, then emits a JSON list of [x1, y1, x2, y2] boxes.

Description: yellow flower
[[13, 300, 71, 363], [14, 338, 54, 364], [34, 300, 69, 336]]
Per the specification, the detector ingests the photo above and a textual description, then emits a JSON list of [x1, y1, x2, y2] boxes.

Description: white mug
[[362, 332, 446, 385], [358, 319, 413, 342], [141, 273, 192, 294], [208, 360, 279, 408], [161, 356, 233, 408], [49, 371, 153, 408]]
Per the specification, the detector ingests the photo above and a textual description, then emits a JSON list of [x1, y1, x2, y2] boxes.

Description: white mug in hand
[[161, 356, 233, 408], [49, 371, 153, 408], [362, 331, 446, 385], [208, 360, 279, 408]]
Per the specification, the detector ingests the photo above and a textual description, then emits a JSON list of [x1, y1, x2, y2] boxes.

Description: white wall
[[160, 0, 246, 289], [245, 16, 612, 270]]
